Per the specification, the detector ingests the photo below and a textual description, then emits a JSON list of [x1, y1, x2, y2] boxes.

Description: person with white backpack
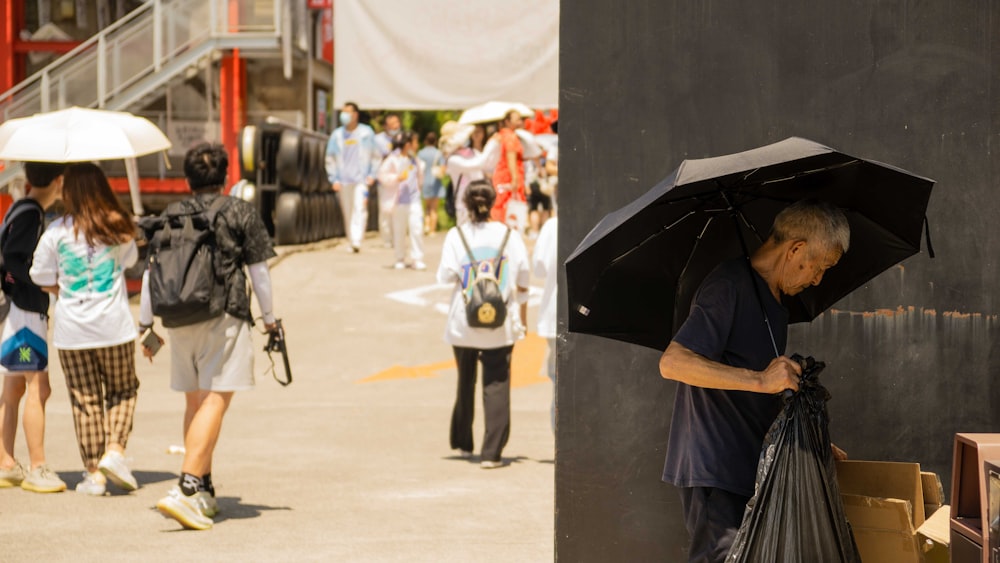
[[436, 181, 529, 469]]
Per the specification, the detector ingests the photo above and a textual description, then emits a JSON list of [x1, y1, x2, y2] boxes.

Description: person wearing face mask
[[374, 113, 403, 248], [325, 102, 381, 253], [375, 113, 402, 158], [377, 131, 426, 270]]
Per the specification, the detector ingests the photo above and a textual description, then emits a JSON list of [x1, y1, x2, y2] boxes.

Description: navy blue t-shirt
[[661, 258, 788, 498]]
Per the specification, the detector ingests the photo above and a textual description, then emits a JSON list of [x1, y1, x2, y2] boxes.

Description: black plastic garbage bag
[[726, 355, 862, 563]]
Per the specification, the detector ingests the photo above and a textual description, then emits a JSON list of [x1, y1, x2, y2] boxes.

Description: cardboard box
[[836, 460, 949, 563]]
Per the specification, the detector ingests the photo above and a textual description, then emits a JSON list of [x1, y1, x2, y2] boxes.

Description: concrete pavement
[[0, 231, 555, 562]]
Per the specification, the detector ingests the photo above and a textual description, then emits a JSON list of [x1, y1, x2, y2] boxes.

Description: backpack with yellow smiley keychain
[[455, 225, 511, 329]]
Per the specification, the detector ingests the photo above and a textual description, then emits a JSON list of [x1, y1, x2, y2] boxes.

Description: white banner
[[334, 0, 559, 110]]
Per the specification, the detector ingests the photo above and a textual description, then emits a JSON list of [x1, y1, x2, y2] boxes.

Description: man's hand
[[831, 443, 848, 461], [264, 321, 279, 334], [758, 356, 802, 394], [332, 181, 342, 192], [365, 176, 375, 187]]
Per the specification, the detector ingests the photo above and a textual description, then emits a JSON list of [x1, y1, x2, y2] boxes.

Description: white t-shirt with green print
[[29, 217, 138, 350]]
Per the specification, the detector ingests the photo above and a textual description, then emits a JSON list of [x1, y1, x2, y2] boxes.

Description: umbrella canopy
[[565, 137, 935, 351], [0, 106, 171, 162], [458, 101, 533, 125]]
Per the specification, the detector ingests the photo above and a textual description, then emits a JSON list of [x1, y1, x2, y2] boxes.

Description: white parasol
[[458, 101, 533, 125], [0, 107, 172, 214]]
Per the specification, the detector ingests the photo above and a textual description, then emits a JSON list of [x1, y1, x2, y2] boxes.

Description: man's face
[[385, 115, 400, 133], [780, 241, 842, 296], [509, 113, 523, 129], [340, 106, 357, 127]]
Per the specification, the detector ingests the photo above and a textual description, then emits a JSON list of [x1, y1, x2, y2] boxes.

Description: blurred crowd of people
[[325, 103, 558, 268], [326, 102, 559, 468]]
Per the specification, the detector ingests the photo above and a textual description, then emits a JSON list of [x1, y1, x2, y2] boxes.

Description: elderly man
[[659, 199, 850, 563]]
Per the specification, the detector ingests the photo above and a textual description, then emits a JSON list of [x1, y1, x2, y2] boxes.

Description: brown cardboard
[[916, 506, 951, 563], [921, 471, 944, 517], [917, 505, 950, 546], [837, 460, 925, 526], [841, 494, 920, 563], [836, 460, 949, 563]]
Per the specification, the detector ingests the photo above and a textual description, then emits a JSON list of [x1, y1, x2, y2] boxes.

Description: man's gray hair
[[769, 199, 850, 255]]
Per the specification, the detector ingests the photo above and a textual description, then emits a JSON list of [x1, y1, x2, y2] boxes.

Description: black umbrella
[[565, 137, 935, 351]]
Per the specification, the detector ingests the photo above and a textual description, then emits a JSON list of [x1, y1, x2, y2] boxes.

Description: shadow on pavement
[[135, 470, 180, 486], [440, 455, 555, 467], [214, 497, 292, 523], [56, 469, 178, 496]]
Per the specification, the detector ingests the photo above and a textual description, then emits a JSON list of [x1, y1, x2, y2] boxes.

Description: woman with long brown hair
[[30, 162, 141, 496]]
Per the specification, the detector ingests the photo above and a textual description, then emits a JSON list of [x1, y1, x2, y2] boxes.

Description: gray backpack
[[456, 226, 511, 329]]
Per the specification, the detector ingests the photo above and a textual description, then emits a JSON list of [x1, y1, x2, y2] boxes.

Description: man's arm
[[4, 211, 41, 286], [248, 261, 277, 331], [325, 133, 341, 191], [659, 341, 801, 394]]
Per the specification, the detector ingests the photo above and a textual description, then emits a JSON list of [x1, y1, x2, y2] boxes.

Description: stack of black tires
[[238, 120, 344, 245]]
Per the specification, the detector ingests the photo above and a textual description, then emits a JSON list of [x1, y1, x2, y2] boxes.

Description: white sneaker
[[76, 472, 106, 496], [194, 491, 219, 518], [413, 261, 427, 271], [0, 462, 25, 488], [157, 486, 213, 530], [480, 460, 504, 469], [394, 261, 406, 270], [98, 451, 138, 491], [20, 464, 67, 493]]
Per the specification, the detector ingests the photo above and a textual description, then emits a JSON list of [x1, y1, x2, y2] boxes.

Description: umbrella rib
[[755, 159, 859, 186], [657, 159, 862, 205], [604, 210, 699, 270], [738, 209, 768, 244]]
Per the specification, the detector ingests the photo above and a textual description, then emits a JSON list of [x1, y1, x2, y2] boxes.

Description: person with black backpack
[[0, 161, 67, 494], [138, 143, 279, 530], [436, 181, 530, 469]]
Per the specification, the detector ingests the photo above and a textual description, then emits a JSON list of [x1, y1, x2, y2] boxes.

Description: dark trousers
[[678, 487, 751, 563], [450, 345, 513, 462]]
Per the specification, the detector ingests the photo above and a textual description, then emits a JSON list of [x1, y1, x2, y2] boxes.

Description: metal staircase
[[0, 0, 288, 188]]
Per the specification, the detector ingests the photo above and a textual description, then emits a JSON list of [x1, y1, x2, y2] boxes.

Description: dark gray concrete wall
[[557, 1, 1000, 560]]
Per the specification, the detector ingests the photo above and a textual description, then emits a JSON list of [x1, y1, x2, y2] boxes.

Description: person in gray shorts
[[139, 143, 279, 530]]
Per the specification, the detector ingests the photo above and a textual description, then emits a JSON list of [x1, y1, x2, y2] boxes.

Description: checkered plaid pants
[[59, 342, 140, 469]]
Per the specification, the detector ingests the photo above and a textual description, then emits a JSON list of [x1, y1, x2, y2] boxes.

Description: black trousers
[[678, 487, 751, 563], [450, 345, 513, 462]]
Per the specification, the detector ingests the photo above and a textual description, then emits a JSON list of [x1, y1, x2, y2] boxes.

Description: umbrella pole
[[722, 197, 780, 359], [124, 157, 145, 216]]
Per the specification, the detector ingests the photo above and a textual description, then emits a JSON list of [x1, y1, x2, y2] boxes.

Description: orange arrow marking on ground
[[358, 334, 551, 389]]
